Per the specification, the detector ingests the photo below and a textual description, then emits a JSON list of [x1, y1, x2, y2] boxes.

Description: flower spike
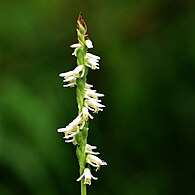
[[57, 13, 107, 193]]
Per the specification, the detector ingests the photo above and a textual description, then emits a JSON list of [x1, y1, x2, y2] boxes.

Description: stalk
[[57, 13, 107, 195], [76, 68, 88, 195]]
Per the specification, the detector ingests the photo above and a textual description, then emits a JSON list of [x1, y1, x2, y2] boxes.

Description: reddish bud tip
[[77, 12, 86, 29]]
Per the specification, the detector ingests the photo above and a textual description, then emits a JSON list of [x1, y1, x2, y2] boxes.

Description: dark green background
[[0, 0, 195, 194]]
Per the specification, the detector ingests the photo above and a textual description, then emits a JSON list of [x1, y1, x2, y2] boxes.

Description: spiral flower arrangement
[[57, 13, 107, 195]]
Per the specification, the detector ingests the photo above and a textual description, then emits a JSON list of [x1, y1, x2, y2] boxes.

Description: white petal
[[87, 99, 105, 108], [64, 75, 76, 82], [65, 138, 74, 143], [63, 83, 76, 87], [87, 155, 107, 166], [86, 97, 102, 103], [86, 144, 97, 150], [87, 160, 99, 167], [87, 58, 99, 64], [85, 40, 93, 48], [73, 65, 84, 75], [86, 145, 100, 155], [86, 89, 104, 97], [85, 105, 95, 112], [59, 71, 73, 77], [85, 83, 93, 89], [57, 128, 66, 132], [84, 168, 91, 178], [65, 137, 77, 145], [70, 43, 82, 48], [91, 175, 98, 180], [72, 66, 85, 78], [64, 131, 79, 139], [88, 113, 94, 119], [70, 114, 82, 126], [80, 69, 85, 78], [86, 53, 100, 60], [91, 151, 100, 155], [76, 173, 84, 181], [72, 48, 79, 56]]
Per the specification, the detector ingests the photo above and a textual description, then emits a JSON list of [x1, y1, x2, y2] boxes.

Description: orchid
[[57, 13, 107, 195]]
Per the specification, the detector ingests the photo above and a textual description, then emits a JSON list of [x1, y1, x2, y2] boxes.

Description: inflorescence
[[57, 13, 107, 187]]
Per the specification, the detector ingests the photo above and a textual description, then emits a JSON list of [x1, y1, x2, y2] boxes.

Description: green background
[[0, 0, 195, 194]]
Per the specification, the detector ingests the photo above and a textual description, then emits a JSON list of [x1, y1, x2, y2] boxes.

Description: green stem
[[77, 125, 88, 195], [81, 172, 87, 195], [76, 48, 88, 195], [76, 76, 88, 195]]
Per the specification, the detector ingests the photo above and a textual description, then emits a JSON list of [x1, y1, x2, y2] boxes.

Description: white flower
[[84, 52, 100, 70], [59, 65, 85, 87], [82, 107, 93, 121], [59, 71, 76, 87], [70, 41, 93, 56], [85, 52, 100, 70], [85, 144, 100, 155], [85, 39, 93, 49], [58, 125, 79, 139], [86, 154, 107, 171], [85, 83, 93, 89], [85, 60, 99, 70], [84, 98, 105, 113], [86, 53, 100, 60], [77, 168, 98, 185], [73, 65, 85, 78], [85, 89, 104, 100], [84, 84, 105, 113], [57, 113, 85, 142], [70, 113, 83, 125], [65, 136, 77, 145], [59, 65, 85, 78], [70, 43, 82, 56]]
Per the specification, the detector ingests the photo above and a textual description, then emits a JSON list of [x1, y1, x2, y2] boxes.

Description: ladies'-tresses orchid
[[84, 83, 105, 113], [85, 89, 104, 100], [85, 144, 100, 155], [77, 168, 98, 185], [57, 113, 83, 144], [86, 154, 107, 171], [57, 107, 94, 144], [70, 39, 93, 50], [59, 65, 85, 87], [85, 83, 93, 89], [85, 39, 93, 49], [82, 107, 94, 121], [71, 40, 93, 57], [84, 98, 105, 113], [57, 13, 107, 193], [85, 53, 100, 70], [84, 83, 104, 98]]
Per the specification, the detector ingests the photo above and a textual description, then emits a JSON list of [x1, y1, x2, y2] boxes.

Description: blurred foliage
[[0, 0, 195, 194]]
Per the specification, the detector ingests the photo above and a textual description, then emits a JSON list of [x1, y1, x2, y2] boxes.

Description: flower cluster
[[58, 13, 107, 187], [85, 144, 107, 171], [57, 82, 105, 144], [76, 144, 107, 185]]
